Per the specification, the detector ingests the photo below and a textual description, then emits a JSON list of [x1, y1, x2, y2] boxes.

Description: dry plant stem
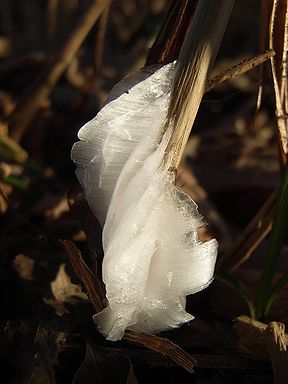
[[146, 0, 198, 65], [124, 331, 196, 374], [147, 1, 274, 249], [8, 0, 112, 142], [60, 240, 105, 313], [61, 240, 197, 374], [256, 0, 274, 111], [218, 192, 276, 272], [166, 0, 235, 169], [269, 0, 288, 168], [206, 49, 275, 92]]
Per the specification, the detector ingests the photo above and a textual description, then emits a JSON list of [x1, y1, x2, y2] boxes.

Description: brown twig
[[60, 239, 105, 313], [206, 49, 275, 92], [8, 0, 112, 142], [124, 331, 196, 373]]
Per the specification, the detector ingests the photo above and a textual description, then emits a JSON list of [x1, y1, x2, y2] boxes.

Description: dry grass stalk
[[165, 0, 235, 169], [269, 0, 288, 168], [60, 239, 105, 313], [256, 0, 274, 111], [8, 0, 112, 142]]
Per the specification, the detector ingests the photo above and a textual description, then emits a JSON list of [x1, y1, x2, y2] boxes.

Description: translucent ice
[[71, 63, 217, 341]]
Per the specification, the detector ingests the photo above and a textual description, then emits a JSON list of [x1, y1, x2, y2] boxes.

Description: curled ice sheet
[[71, 63, 217, 341]]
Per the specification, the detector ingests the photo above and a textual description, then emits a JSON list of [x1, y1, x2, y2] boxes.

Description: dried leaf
[[51, 263, 87, 304]]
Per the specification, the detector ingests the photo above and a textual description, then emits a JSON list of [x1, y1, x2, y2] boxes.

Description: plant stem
[[146, 0, 198, 65], [165, 0, 235, 169]]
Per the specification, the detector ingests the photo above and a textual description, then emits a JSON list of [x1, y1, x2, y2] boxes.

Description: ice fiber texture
[[71, 63, 217, 341]]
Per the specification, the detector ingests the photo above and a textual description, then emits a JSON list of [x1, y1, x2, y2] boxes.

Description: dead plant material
[[206, 49, 275, 92], [269, 0, 288, 168], [147, 6, 275, 259], [60, 239, 105, 314], [8, 0, 112, 142], [147, 1, 274, 97], [256, 0, 274, 111], [236, 315, 288, 384], [265, 322, 288, 384], [165, 0, 235, 169], [124, 331, 196, 374], [146, 0, 198, 65]]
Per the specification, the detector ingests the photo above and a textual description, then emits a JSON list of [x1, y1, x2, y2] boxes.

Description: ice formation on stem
[[71, 62, 217, 341]]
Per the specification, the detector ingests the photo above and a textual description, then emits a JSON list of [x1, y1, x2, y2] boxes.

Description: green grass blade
[[256, 163, 288, 319], [2, 175, 28, 190]]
